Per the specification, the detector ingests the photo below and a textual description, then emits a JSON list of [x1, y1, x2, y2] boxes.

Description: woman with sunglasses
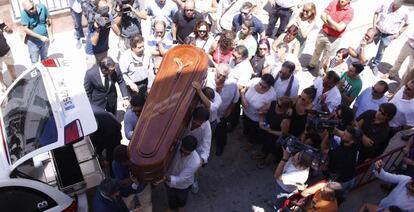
[[240, 74, 276, 152], [255, 96, 293, 169], [250, 38, 272, 77], [289, 86, 317, 138], [286, 2, 317, 56], [208, 30, 236, 68], [235, 19, 257, 59], [191, 20, 215, 53], [272, 25, 301, 57]]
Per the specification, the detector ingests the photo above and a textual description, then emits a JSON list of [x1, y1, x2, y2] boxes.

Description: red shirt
[[322, 0, 354, 38]]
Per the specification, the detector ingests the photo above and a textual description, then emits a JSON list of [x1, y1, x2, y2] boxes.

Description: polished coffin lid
[[128, 45, 208, 182]]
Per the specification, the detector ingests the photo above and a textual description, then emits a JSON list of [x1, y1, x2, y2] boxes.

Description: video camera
[[81, 0, 111, 28], [277, 135, 325, 170], [305, 109, 340, 133]]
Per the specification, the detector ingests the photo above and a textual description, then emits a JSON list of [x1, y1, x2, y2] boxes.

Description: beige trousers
[[309, 30, 342, 68], [388, 40, 414, 85]]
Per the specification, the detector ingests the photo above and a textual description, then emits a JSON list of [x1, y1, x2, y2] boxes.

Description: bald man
[[20, 0, 51, 63], [172, 0, 203, 44]]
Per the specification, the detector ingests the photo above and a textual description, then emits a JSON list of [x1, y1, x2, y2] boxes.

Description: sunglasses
[[241, 11, 250, 16], [198, 30, 207, 33]]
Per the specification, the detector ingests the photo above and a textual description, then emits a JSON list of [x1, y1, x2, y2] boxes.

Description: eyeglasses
[[241, 11, 250, 16]]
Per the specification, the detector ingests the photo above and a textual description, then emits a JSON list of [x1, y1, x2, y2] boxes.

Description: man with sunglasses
[[353, 80, 388, 118], [231, 2, 265, 40], [373, 160, 414, 211], [164, 135, 202, 211], [356, 103, 397, 164], [389, 79, 414, 135], [172, 0, 203, 44], [20, 0, 51, 64]]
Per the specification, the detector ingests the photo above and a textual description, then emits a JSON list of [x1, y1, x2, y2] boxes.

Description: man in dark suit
[[84, 56, 130, 115]]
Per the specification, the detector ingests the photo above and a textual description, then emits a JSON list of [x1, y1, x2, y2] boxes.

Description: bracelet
[[281, 158, 288, 162]]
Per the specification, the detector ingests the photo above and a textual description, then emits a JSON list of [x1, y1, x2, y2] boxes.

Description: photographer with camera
[[112, 0, 147, 59], [321, 126, 362, 201], [268, 148, 313, 209], [312, 71, 341, 114], [254, 96, 292, 169], [84, 0, 113, 69], [356, 103, 397, 164]]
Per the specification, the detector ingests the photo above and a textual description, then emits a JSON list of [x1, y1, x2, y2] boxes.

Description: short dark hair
[[303, 86, 317, 101], [336, 48, 349, 59], [326, 71, 340, 84], [388, 206, 403, 212], [346, 127, 363, 144], [282, 61, 295, 73], [202, 87, 215, 100], [235, 45, 249, 60], [181, 135, 198, 151], [261, 73, 275, 87], [296, 150, 313, 168], [376, 80, 389, 93], [130, 35, 144, 49], [351, 62, 364, 74], [113, 144, 128, 163], [379, 103, 397, 121], [130, 94, 146, 107], [99, 57, 116, 70], [192, 106, 210, 121], [337, 104, 355, 127], [99, 178, 120, 196]]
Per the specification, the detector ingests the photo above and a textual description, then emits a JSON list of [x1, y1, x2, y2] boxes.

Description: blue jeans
[[71, 9, 84, 40], [27, 39, 49, 64], [371, 32, 393, 67]]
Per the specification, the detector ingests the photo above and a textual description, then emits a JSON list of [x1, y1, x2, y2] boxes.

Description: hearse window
[[1, 68, 58, 164]]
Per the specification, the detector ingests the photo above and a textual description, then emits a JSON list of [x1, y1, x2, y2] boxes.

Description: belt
[[135, 78, 148, 85]]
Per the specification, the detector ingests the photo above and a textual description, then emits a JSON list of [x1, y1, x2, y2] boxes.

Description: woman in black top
[[254, 96, 292, 169], [250, 38, 271, 77], [289, 86, 317, 137]]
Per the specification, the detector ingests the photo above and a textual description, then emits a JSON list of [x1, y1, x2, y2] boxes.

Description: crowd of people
[[1, 0, 414, 211]]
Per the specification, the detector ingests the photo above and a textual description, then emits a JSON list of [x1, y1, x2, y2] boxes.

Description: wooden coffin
[[128, 45, 208, 182]]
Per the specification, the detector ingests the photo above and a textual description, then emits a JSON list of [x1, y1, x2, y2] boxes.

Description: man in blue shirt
[[94, 178, 129, 212], [21, 0, 51, 64], [231, 2, 265, 40], [85, 0, 112, 69], [124, 94, 146, 140], [112, 145, 152, 211], [353, 80, 388, 118]]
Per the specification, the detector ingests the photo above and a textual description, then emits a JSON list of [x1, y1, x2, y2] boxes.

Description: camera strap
[[275, 73, 295, 97]]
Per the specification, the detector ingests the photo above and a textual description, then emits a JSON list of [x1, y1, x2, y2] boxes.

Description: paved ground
[[1, 0, 413, 211]]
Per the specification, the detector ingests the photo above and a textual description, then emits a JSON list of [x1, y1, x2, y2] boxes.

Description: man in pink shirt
[[307, 0, 353, 71]]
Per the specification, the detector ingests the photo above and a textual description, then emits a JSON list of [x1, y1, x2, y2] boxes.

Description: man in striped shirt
[[370, 0, 410, 76]]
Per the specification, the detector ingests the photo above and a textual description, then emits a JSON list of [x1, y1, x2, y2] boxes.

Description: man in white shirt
[[229, 45, 254, 89], [273, 61, 299, 100], [353, 80, 388, 118], [389, 79, 414, 131], [207, 64, 240, 156], [312, 71, 341, 113], [347, 27, 378, 66], [192, 82, 222, 132], [373, 160, 414, 211], [184, 107, 212, 165], [119, 35, 150, 96], [69, 0, 84, 49], [370, 0, 410, 75], [164, 135, 202, 211]]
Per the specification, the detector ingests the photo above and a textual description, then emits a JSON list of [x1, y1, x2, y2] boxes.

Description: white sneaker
[[191, 180, 199, 193], [75, 40, 82, 49]]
